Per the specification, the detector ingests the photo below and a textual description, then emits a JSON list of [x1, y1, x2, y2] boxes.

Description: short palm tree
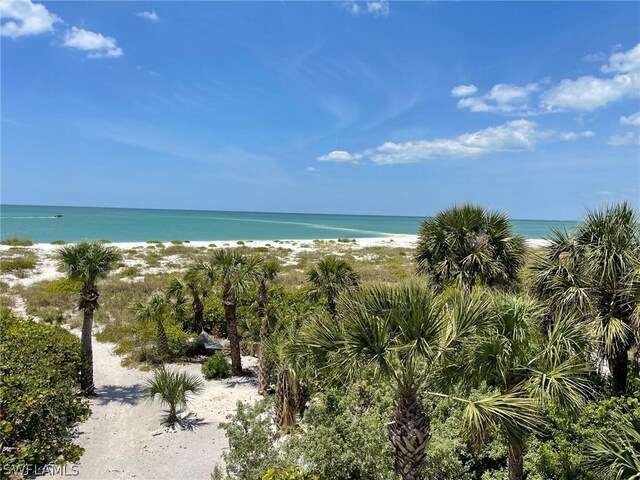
[[415, 204, 526, 291], [531, 202, 640, 395], [166, 265, 211, 332], [56, 240, 121, 395], [300, 282, 531, 480], [589, 410, 640, 479], [132, 293, 172, 361], [464, 293, 592, 480], [145, 365, 204, 425], [306, 256, 359, 316], [256, 258, 281, 395], [198, 249, 262, 375]]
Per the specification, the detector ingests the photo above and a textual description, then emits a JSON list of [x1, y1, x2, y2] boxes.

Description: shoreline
[[1, 234, 550, 252]]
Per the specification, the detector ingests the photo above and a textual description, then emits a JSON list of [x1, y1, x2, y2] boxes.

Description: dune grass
[[1, 235, 34, 247]]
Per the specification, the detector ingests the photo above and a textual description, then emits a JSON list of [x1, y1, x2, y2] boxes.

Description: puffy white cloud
[[316, 150, 363, 163], [451, 84, 478, 97], [608, 132, 640, 146], [136, 10, 158, 21], [620, 112, 640, 127], [601, 43, 640, 74], [456, 83, 539, 114], [62, 27, 123, 58], [541, 43, 640, 111], [0, 0, 58, 38], [319, 120, 596, 166], [344, 1, 389, 17]]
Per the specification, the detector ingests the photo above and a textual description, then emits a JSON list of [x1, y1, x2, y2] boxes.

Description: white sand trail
[[46, 339, 259, 480]]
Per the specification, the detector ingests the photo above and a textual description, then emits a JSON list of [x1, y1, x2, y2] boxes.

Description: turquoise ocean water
[[0, 205, 578, 243]]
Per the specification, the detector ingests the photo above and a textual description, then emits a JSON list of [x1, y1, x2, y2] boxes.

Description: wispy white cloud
[[583, 52, 607, 63], [317, 150, 363, 163], [456, 83, 539, 114], [0, 0, 59, 38], [451, 84, 478, 97], [541, 43, 640, 111], [344, 1, 389, 17], [608, 131, 640, 146], [136, 10, 158, 22], [318, 120, 594, 166], [306, 166, 317, 172], [62, 27, 123, 58], [620, 111, 640, 126]]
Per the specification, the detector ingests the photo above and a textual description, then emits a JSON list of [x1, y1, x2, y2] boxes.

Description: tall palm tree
[[166, 265, 211, 332], [300, 282, 496, 480], [198, 249, 262, 375], [56, 240, 122, 395], [415, 204, 526, 291], [531, 202, 640, 395], [464, 293, 592, 480], [131, 293, 172, 360], [306, 256, 359, 316], [256, 258, 280, 395]]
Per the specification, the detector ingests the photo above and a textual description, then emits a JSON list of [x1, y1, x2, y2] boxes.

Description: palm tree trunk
[[275, 366, 296, 429], [193, 296, 204, 332], [257, 284, 271, 395], [387, 389, 430, 480], [156, 319, 170, 360], [508, 443, 525, 480], [80, 305, 95, 396], [327, 293, 337, 316], [223, 292, 242, 375], [609, 348, 628, 395]]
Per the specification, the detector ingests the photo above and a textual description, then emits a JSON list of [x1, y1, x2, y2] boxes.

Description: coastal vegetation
[[0, 202, 638, 479]]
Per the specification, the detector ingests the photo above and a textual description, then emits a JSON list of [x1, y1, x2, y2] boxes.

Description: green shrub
[[166, 324, 188, 357], [254, 246, 269, 253], [42, 278, 82, 296], [120, 265, 141, 278], [337, 238, 356, 243], [0, 257, 37, 271], [50, 240, 67, 245], [97, 239, 113, 244], [0, 309, 90, 472], [146, 240, 163, 244], [170, 240, 183, 245], [0, 236, 34, 246], [202, 353, 231, 379], [237, 241, 245, 246], [263, 466, 319, 480]]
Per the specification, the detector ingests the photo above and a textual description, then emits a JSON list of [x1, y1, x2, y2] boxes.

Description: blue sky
[[1, 1, 639, 220]]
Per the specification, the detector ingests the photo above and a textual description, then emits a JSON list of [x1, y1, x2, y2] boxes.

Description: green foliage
[[237, 241, 245, 246], [1, 235, 34, 246], [56, 240, 122, 289], [165, 323, 189, 356], [145, 365, 204, 424], [170, 240, 183, 245], [43, 278, 83, 296], [0, 309, 90, 471], [50, 240, 67, 245], [0, 256, 37, 271], [263, 466, 319, 480], [202, 353, 231, 379]]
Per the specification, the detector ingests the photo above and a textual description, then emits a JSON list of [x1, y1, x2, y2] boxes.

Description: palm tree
[[415, 204, 526, 291], [56, 240, 121, 395], [306, 256, 359, 316], [532, 202, 640, 395], [132, 293, 172, 360], [198, 249, 262, 375], [300, 282, 495, 480], [145, 365, 204, 425], [589, 410, 640, 479], [166, 265, 211, 332], [256, 258, 280, 395], [464, 293, 592, 480]]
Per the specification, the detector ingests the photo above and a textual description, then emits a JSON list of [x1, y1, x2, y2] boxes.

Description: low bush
[[263, 466, 319, 480], [170, 240, 183, 245], [50, 240, 67, 245], [0, 257, 37, 271], [42, 278, 83, 296], [0, 309, 90, 472], [0, 236, 34, 246], [202, 353, 231, 379]]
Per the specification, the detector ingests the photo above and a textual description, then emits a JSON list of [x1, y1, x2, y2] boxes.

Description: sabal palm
[[198, 249, 262, 375], [166, 265, 211, 332], [415, 204, 526, 291], [301, 282, 498, 480], [132, 293, 172, 360], [589, 410, 640, 480], [306, 256, 359, 316], [531, 202, 640, 395], [465, 293, 591, 480], [256, 258, 281, 395], [145, 365, 204, 425], [56, 240, 121, 395]]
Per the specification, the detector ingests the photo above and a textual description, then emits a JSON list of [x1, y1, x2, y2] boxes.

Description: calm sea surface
[[0, 205, 578, 243]]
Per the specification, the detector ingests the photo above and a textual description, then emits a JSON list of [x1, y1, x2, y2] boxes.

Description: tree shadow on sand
[[162, 411, 209, 432], [223, 376, 257, 389], [94, 384, 146, 406]]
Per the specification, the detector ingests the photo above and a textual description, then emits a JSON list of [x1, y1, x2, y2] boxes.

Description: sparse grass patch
[[50, 240, 67, 245], [0, 249, 38, 272], [1, 235, 34, 246], [97, 239, 113, 244], [147, 240, 163, 244]]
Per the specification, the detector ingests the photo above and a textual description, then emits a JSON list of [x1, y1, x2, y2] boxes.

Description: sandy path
[[47, 339, 259, 480]]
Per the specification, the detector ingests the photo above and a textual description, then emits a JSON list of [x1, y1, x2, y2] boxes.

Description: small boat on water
[[53, 213, 63, 218]]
